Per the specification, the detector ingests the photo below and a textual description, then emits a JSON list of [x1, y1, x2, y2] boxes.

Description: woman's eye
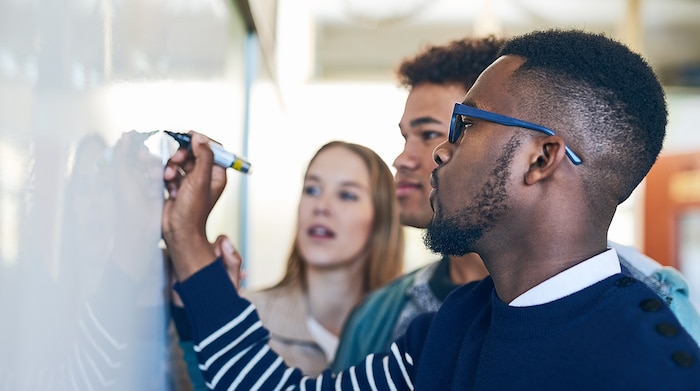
[[303, 185, 321, 196], [339, 190, 358, 201]]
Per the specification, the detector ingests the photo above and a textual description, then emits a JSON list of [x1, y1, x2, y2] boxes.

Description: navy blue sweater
[[176, 259, 700, 390]]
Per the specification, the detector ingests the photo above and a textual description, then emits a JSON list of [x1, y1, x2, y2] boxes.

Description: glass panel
[[0, 0, 248, 388]]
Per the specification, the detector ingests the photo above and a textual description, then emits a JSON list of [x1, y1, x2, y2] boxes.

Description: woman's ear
[[524, 135, 568, 185]]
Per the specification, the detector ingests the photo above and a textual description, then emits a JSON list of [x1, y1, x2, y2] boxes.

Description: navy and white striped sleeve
[[175, 259, 419, 390]]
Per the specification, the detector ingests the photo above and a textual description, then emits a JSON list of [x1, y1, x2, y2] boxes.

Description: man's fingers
[[189, 132, 214, 186], [168, 147, 190, 166]]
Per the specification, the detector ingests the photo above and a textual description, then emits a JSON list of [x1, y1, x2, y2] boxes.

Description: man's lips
[[428, 170, 439, 211], [395, 180, 421, 197]]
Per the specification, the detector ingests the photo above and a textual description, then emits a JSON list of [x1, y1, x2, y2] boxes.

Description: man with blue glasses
[[332, 34, 699, 375], [164, 29, 700, 389]]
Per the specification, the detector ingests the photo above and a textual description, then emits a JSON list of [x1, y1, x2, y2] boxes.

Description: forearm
[[174, 259, 298, 389], [174, 259, 417, 390]]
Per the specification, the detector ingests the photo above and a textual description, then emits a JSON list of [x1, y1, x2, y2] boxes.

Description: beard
[[424, 206, 487, 256], [424, 136, 520, 256]]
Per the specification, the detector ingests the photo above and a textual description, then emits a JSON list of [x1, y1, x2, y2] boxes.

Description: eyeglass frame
[[448, 102, 582, 165]]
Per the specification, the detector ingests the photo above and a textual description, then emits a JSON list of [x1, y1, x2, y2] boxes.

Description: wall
[[0, 0, 249, 388]]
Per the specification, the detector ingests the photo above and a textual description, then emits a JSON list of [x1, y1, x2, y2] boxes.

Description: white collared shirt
[[306, 316, 339, 362], [509, 248, 621, 307]]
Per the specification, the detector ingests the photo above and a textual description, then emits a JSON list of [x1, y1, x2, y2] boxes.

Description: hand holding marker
[[164, 131, 253, 175]]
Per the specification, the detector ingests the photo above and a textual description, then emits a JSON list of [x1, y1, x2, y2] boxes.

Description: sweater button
[[639, 298, 663, 312], [656, 322, 679, 337], [615, 276, 636, 287], [671, 351, 695, 368]]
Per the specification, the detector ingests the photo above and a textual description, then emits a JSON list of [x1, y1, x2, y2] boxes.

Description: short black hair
[[499, 29, 667, 205], [396, 35, 504, 91]]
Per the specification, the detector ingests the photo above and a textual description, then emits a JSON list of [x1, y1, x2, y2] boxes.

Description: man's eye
[[422, 131, 443, 141], [460, 117, 474, 131]]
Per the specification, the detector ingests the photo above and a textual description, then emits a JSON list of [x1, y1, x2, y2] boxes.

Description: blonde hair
[[275, 141, 404, 294]]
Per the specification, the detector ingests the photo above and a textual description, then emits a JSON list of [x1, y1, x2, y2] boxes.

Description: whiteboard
[[0, 0, 249, 388]]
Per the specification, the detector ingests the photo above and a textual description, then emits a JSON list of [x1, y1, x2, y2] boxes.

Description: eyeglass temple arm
[[454, 105, 582, 165]]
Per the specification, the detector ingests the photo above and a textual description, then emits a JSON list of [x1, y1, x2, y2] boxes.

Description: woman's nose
[[313, 199, 331, 216]]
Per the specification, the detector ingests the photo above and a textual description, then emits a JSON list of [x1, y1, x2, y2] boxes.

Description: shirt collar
[[509, 248, 621, 307], [305, 316, 338, 362]]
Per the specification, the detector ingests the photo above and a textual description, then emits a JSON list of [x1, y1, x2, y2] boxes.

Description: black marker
[[164, 131, 253, 175]]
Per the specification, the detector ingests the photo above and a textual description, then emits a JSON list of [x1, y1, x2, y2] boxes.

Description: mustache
[[430, 167, 440, 189], [429, 167, 440, 213]]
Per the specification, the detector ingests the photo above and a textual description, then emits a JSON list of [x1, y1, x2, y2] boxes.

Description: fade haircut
[[498, 29, 667, 205], [396, 35, 504, 91]]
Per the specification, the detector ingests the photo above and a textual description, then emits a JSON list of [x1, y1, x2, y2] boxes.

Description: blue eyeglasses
[[449, 103, 582, 165]]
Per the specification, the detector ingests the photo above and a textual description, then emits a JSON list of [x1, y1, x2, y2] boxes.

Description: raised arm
[[162, 132, 420, 390]]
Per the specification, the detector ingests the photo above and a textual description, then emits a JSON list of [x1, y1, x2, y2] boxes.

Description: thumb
[[220, 237, 243, 290]]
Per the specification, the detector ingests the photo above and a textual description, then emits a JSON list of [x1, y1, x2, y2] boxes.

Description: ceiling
[[307, 0, 700, 86]]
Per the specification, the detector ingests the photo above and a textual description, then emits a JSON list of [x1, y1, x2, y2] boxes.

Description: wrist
[[168, 234, 217, 281]]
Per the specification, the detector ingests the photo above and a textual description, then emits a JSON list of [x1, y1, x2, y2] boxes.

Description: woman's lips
[[308, 225, 336, 239]]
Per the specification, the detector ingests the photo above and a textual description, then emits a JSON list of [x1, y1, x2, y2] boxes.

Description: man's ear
[[524, 135, 568, 185]]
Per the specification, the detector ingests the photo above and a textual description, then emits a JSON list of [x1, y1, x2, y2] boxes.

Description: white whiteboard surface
[[0, 0, 248, 388]]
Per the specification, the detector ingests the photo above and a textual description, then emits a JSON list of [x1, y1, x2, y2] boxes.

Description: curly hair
[[499, 29, 667, 205], [396, 35, 504, 90]]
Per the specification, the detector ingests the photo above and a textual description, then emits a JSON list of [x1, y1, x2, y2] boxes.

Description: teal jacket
[[331, 267, 420, 373], [331, 260, 440, 373]]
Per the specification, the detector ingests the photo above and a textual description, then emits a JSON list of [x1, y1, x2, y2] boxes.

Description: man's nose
[[433, 140, 452, 166]]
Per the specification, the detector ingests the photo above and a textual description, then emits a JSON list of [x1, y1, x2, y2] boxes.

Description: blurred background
[[0, 0, 698, 388]]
